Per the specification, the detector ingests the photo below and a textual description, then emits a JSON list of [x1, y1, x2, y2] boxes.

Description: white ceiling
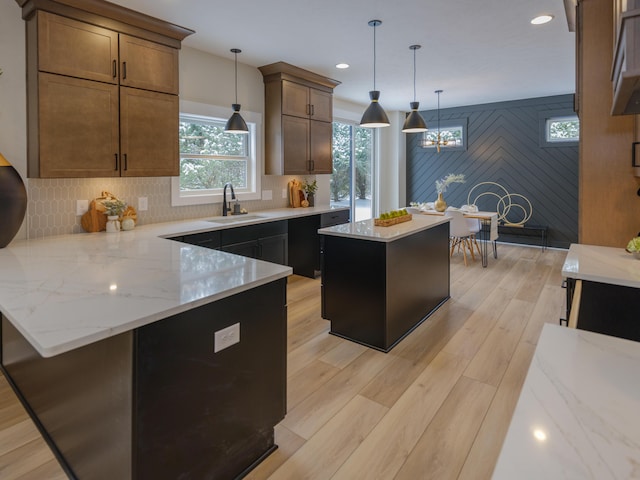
[[109, 0, 575, 111]]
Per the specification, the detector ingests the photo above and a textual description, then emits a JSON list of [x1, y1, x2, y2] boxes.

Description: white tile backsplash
[[26, 175, 300, 238]]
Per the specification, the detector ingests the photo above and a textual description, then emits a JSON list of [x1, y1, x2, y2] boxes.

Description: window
[[421, 119, 467, 151], [171, 100, 261, 206], [546, 115, 579, 143], [539, 110, 579, 147], [331, 121, 374, 221]]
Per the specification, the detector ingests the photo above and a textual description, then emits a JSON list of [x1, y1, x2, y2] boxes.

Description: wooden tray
[[374, 214, 412, 227]]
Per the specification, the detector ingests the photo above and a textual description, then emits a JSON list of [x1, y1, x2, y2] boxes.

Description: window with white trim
[[546, 115, 579, 143], [171, 101, 261, 206]]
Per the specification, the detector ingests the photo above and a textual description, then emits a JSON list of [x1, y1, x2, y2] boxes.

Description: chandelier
[[421, 89, 448, 152]]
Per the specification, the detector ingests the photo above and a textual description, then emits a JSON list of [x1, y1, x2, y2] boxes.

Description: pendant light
[[402, 45, 427, 133], [225, 48, 249, 134], [434, 89, 445, 152], [360, 19, 390, 128], [422, 89, 448, 152]]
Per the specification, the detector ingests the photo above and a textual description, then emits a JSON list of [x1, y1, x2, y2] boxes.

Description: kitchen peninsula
[[319, 214, 450, 352], [0, 206, 344, 480]]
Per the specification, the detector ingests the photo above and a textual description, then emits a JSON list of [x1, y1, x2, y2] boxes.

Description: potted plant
[[302, 179, 318, 207], [434, 173, 465, 211], [102, 199, 127, 233]]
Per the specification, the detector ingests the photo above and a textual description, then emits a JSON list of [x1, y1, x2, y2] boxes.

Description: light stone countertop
[[317, 213, 449, 242], [0, 205, 347, 358], [492, 324, 640, 479], [562, 243, 640, 288]]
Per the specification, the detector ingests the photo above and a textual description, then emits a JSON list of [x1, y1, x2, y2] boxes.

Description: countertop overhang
[[0, 206, 347, 357], [318, 214, 449, 242], [561, 243, 640, 288]]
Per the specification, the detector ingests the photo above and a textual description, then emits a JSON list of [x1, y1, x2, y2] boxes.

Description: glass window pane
[[180, 158, 247, 191], [179, 119, 247, 156], [546, 116, 579, 142]]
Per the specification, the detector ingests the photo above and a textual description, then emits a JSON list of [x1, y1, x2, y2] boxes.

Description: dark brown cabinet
[[259, 62, 340, 175], [20, 3, 192, 178]]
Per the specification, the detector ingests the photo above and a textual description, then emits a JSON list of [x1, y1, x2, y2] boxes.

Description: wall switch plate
[[76, 199, 89, 216], [282, 188, 288, 199], [138, 197, 148, 211], [262, 190, 273, 200], [214, 323, 240, 353]]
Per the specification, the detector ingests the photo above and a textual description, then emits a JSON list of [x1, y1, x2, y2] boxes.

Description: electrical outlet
[[138, 197, 148, 211], [214, 323, 240, 353], [76, 199, 89, 216], [282, 188, 288, 199], [262, 190, 273, 200]]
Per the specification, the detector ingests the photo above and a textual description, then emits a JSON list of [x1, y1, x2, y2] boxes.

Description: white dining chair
[[446, 210, 476, 266], [466, 217, 482, 257]]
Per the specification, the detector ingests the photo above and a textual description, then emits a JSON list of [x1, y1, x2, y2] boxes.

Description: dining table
[[408, 207, 499, 267]]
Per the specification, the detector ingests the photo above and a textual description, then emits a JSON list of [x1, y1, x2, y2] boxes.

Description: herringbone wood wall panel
[[406, 94, 578, 248]]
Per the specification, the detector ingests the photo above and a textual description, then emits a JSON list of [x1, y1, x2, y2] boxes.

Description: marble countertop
[[562, 243, 640, 288], [492, 324, 640, 479], [0, 206, 347, 357], [318, 214, 449, 242]]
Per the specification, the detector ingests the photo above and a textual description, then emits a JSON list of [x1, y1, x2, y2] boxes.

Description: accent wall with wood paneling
[[406, 95, 578, 249]]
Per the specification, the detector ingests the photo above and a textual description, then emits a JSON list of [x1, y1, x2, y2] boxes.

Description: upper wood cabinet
[[259, 62, 340, 175], [282, 80, 333, 122], [119, 34, 179, 95], [612, 0, 640, 115], [18, 0, 193, 178]]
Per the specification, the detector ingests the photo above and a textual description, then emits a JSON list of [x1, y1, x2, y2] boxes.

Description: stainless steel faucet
[[222, 183, 235, 216]]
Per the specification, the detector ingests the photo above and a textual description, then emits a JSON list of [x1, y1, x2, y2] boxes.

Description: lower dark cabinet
[[175, 221, 289, 266], [566, 278, 640, 342], [219, 221, 288, 265], [221, 233, 288, 264], [288, 209, 350, 278]]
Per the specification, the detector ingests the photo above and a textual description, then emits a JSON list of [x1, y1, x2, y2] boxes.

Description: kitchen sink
[[207, 214, 266, 224]]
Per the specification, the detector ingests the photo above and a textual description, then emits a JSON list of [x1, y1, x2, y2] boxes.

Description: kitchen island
[[0, 206, 348, 479], [492, 324, 640, 479], [319, 214, 450, 352]]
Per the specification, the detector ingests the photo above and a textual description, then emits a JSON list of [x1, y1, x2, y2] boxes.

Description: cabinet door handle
[[311, 160, 315, 172], [114, 153, 118, 171], [122, 61, 127, 80], [124, 153, 128, 171], [311, 104, 315, 116], [112, 60, 117, 78]]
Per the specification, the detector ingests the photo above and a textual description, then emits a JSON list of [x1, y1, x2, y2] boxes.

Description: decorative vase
[[435, 192, 447, 212], [106, 215, 121, 233], [0, 153, 28, 248], [121, 217, 135, 231], [307, 192, 315, 207]]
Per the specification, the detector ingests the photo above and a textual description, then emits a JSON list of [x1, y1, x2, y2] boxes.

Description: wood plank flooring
[[0, 244, 567, 480]]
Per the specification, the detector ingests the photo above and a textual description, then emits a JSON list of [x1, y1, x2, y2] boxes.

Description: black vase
[[0, 154, 28, 248]]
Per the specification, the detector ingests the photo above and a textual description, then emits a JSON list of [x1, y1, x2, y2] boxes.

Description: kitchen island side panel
[[1, 316, 133, 480], [385, 221, 450, 345], [322, 221, 450, 351], [322, 236, 387, 348], [134, 278, 288, 480]]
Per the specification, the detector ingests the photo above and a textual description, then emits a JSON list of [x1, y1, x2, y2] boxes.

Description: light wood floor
[[0, 243, 567, 480]]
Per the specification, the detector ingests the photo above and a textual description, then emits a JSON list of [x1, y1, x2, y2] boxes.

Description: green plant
[[302, 179, 318, 195], [102, 199, 127, 217], [626, 237, 640, 253], [435, 173, 465, 194]]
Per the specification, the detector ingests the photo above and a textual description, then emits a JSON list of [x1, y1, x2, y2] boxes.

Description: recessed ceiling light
[[335, 63, 350, 69], [531, 14, 554, 25]]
